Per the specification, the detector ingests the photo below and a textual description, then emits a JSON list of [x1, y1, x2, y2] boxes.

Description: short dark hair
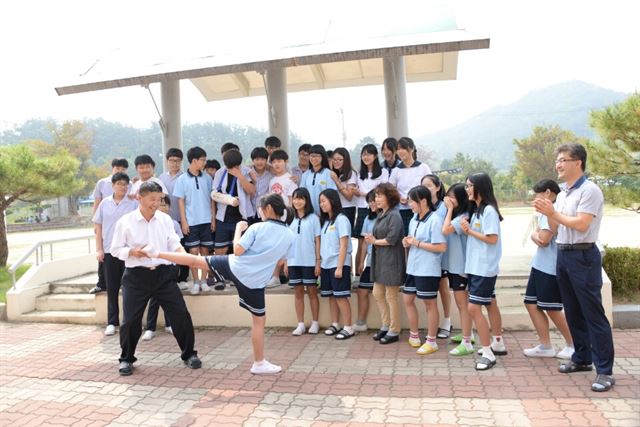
[[264, 136, 281, 148], [319, 188, 343, 226], [374, 183, 401, 209], [111, 172, 130, 184], [408, 185, 436, 211], [309, 145, 330, 170], [298, 144, 312, 154], [111, 158, 129, 168], [221, 142, 239, 154], [556, 143, 587, 171], [205, 159, 220, 170], [533, 179, 561, 194], [291, 187, 314, 218], [223, 149, 243, 169], [187, 146, 207, 163], [251, 147, 269, 160], [161, 194, 171, 207], [134, 154, 155, 168], [138, 181, 163, 196], [270, 149, 289, 162], [398, 137, 417, 161], [165, 148, 183, 160]]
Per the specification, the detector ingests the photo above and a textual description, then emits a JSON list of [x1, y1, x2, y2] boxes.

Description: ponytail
[[259, 193, 294, 224]]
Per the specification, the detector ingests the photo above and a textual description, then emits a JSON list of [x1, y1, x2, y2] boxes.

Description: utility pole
[[339, 107, 347, 147]]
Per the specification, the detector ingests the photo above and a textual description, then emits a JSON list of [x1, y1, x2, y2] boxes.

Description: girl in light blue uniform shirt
[[354, 190, 378, 332], [422, 174, 453, 339], [286, 188, 321, 336], [461, 172, 505, 371], [442, 183, 474, 356], [401, 186, 447, 355], [300, 145, 338, 214]]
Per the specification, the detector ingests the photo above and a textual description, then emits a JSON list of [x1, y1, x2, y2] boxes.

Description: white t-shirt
[[356, 169, 389, 208], [269, 173, 298, 206], [337, 170, 358, 208]]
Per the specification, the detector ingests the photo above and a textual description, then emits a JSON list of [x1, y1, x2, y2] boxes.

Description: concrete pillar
[[160, 80, 182, 169], [383, 56, 409, 139], [264, 67, 289, 151]]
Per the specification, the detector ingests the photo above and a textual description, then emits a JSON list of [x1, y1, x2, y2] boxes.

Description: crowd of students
[[91, 137, 614, 392]]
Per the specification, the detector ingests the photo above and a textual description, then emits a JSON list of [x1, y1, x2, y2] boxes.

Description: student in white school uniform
[[173, 147, 216, 295], [286, 188, 321, 336], [442, 183, 475, 356], [331, 148, 358, 231], [89, 157, 129, 295], [319, 189, 355, 340], [299, 145, 338, 215], [380, 138, 401, 175], [353, 144, 389, 275], [421, 174, 453, 340], [388, 137, 432, 235], [128, 155, 169, 197], [402, 186, 447, 355], [92, 173, 138, 336], [524, 179, 574, 359], [461, 172, 506, 371], [144, 193, 295, 375], [354, 190, 378, 332]]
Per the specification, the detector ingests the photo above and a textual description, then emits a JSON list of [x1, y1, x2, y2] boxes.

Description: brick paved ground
[[0, 322, 638, 427]]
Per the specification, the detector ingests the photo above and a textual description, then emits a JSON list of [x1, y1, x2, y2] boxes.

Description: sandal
[[324, 325, 340, 336], [558, 361, 593, 374], [475, 356, 496, 371], [436, 326, 451, 339], [449, 343, 475, 356], [335, 329, 356, 340], [591, 374, 615, 392]]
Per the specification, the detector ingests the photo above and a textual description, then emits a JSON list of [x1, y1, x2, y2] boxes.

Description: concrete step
[[19, 310, 97, 324], [50, 273, 98, 293], [35, 294, 95, 312]]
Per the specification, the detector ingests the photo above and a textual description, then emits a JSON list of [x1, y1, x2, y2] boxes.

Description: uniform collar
[[135, 208, 159, 223], [563, 175, 587, 193], [397, 160, 422, 169]]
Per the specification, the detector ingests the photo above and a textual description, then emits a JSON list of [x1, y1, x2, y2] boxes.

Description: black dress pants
[[103, 253, 125, 326]]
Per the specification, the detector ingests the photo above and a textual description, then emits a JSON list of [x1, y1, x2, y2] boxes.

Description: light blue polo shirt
[[173, 170, 213, 226], [228, 220, 295, 289], [320, 214, 352, 269], [464, 205, 502, 277], [361, 215, 376, 267], [531, 214, 557, 276], [406, 212, 446, 277], [442, 215, 467, 275], [300, 168, 337, 214], [435, 201, 447, 222], [92, 196, 138, 254], [288, 214, 321, 267]]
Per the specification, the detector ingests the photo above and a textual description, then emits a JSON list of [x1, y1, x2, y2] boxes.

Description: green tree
[[349, 136, 377, 168], [439, 153, 498, 187], [0, 145, 81, 266], [587, 93, 640, 211]]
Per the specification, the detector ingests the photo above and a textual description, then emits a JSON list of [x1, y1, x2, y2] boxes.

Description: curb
[[613, 304, 640, 329]]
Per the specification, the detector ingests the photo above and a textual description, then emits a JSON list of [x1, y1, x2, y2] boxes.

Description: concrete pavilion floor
[[0, 322, 638, 427]]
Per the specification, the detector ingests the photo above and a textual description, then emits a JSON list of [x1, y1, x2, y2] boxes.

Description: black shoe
[[214, 282, 226, 291], [379, 334, 399, 344], [558, 361, 593, 374], [89, 286, 106, 294], [279, 273, 289, 284], [118, 361, 133, 376], [184, 354, 202, 369], [373, 330, 388, 341]]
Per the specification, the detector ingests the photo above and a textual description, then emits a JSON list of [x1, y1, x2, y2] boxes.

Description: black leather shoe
[[373, 330, 388, 341], [379, 334, 399, 344], [184, 354, 202, 369], [118, 361, 133, 376]]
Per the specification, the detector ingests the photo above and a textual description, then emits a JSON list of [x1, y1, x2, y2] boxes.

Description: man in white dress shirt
[[110, 181, 201, 376]]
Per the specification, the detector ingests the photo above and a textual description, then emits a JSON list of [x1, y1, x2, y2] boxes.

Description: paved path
[[1, 322, 638, 426]]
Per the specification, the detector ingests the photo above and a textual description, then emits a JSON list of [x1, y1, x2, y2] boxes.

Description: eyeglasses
[[167, 159, 182, 163], [555, 158, 578, 164]]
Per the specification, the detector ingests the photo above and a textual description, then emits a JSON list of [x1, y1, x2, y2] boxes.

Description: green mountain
[[415, 81, 629, 170]]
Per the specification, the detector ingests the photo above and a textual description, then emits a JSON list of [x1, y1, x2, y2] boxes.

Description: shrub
[[603, 246, 640, 298]]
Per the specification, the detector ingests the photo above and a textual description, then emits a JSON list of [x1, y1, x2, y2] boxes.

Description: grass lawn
[[0, 265, 31, 303]]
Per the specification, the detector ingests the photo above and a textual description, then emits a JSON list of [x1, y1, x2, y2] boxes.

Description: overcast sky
[[1, 0, 639, 148]]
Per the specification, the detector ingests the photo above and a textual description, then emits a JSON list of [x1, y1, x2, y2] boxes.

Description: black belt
[[558, 243, 595, 251], [128, 265, 170, 271]]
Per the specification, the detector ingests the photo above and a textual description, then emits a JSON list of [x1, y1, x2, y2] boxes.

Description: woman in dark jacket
[[364, 183, 406, 344]]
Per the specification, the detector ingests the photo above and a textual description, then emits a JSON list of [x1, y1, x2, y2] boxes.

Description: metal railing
[[8, 234, 95, 289]]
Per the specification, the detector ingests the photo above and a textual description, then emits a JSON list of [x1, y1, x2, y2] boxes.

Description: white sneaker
[[104, 324, 116, 336], [165, 326, 173, 335], [556, 345, 575, 360], [292, 324, 306, 336], [200, 281, 211, 292], [308, 322, 320, 334], [250, 360, 282, 375], [190, 282, 200, 295], [177, 281, 189, 291], [265, 276, 281, 288], [491, 338, 508, 355], [142, 330, 155, 341], [523, 344, 556, 358], [353, 323, 368, 332]]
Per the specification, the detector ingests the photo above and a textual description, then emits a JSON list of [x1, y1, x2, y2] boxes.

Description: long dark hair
[[365, 189, 378, 220], [309, 144, 330, 171], [359, 144, 383, 180], [408, 185, 436, 212], [319, 189, 343, 226], [446, 183, 469, 219], [291, 187, 314, 218], [421, 174, 446, 202], [467, 173, 503, 221], [259, 193, 294, 225], [381, 137, 399, 166], [398, 136, 418, 161], [332, 147, 354, 182]]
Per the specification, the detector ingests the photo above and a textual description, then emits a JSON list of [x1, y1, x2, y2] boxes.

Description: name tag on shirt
[[319, 180, 327, 185], [329, 225, 336, 231]]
